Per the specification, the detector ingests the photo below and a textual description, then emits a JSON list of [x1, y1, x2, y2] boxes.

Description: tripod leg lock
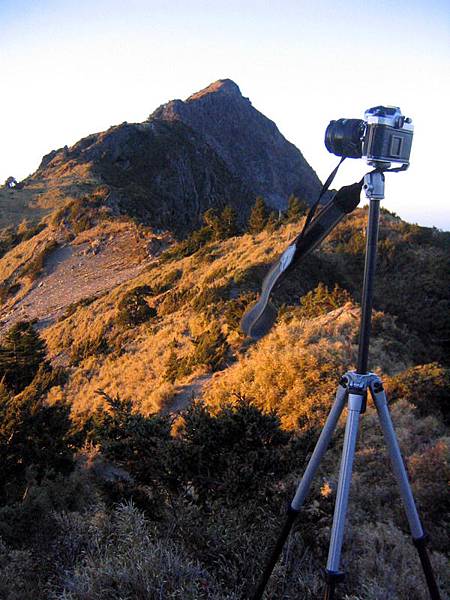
[[324, 569, 345, 584], [287, 503, 301, 516], [323, 570, 346, 600], [412, 533, 429, 548], [412, 534, 442, 600]]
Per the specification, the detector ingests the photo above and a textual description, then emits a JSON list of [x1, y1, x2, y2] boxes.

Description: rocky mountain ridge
[[18, 79, 320, 236], [150, 79, 321, 209]]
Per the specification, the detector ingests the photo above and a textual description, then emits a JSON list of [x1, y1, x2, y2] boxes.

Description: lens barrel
[[325, 119, 365, 159]]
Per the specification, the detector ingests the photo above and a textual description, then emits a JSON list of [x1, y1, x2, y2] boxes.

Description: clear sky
[[1, 0, 449, 228]]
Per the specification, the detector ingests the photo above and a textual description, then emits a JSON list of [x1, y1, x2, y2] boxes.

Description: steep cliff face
[[150, 79, 322, 209], [38, 119, 252, 235]]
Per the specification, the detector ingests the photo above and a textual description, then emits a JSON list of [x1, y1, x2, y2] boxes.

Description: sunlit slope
[[33, 208, 449, 420]]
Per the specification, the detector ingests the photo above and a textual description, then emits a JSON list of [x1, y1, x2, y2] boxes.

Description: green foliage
[[164, 349, 192, 383], [190, 284, 229, 312], [117, 286, 156, 327], [90, 391, 172, 490], [297, 283, 352, 319], [70, 331, 109, 364], [204, 206, 238, 240], [160, 226, 213, 261], [220, 204, 238, 238], [248, 196, 268, 234], [285, 194, 308, 222], [387, 363, 450, 424], [50, 187, 110, 234], [380, 206, 399, 218], [0, 221, 46, 260], [58, 295, 97, 321], [161, 204, 238, 261], [157, 286, 195, 316], [327, 216, 450, 359], [265, 210, 280, 232], [0, 366, 73, 506], [0, 282, 21, 304], [164, 324, 231, 382], [173, 398, 290, 503], [153, 269, 183, 293], [191, 324, 230, 372], [0, 321, 47, 393]]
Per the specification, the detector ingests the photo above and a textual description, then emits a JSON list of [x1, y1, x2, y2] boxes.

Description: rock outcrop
[[151, 79, 321, 209]]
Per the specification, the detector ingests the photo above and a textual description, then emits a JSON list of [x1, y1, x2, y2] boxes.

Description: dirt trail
[[163, 374, 214, 413], [0, 223, 158, 331]]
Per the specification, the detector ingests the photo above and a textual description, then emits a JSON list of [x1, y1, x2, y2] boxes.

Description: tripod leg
[[324, 391, 364, 600], [251, 382, 348, 600], [371, 384, 442, 600]]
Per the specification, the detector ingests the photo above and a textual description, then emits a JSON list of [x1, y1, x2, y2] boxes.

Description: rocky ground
[[0, 222, 169, 332]]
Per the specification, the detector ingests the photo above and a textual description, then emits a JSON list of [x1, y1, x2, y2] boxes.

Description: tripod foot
[[413, 535, 442, 600], [323, 570, 345, 600]]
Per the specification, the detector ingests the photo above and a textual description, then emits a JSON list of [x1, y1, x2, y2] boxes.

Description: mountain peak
[[187, 79, 242, 101], [149, 80, 321, 209]]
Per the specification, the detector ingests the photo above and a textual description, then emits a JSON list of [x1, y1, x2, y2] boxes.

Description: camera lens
[[325, 119, 365, 159]]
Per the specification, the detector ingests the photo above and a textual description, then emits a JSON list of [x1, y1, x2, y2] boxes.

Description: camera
[[325, 106, 413, 166]]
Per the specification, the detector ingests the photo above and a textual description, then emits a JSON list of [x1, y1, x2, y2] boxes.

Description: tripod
[[252, 170, 441, 600]]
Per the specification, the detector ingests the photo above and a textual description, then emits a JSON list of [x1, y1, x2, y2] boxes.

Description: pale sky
[[1, 0, 449, 228]]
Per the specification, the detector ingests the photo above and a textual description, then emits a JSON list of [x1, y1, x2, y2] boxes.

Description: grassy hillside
[[0, 204, 448, 599], [34, 207, 448, 421]]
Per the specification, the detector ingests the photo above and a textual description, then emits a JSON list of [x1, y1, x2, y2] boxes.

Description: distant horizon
[[1, 0, 449, 229]]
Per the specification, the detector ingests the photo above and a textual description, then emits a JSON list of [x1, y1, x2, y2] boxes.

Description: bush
[[191, 324, 230, 372], [0, 368, 73, 506], [285, 194, 308, 222], [0, 321, 48, 393], [387, 363, 450, 424], [160, 226, 213, 261], [90, 391, 173, 490], [164, 349, 192, 383], [248, 196, 268, 234], [296, 282, 352, 319], [70, 332, 109, 364], [117, 286, 156, 327], [172, 398, 291, 503]]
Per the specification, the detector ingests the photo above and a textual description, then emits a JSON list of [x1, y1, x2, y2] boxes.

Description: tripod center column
[[356, 172, 384, 375]]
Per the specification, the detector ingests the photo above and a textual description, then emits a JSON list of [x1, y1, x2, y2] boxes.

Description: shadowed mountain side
[[30, 120, 254, 237], [151, 79, 322, 209]]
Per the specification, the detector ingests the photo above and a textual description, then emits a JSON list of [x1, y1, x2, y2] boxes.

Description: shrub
[[117, 286, 156, 327], [285, 194, 308, 222], [0, 368, 73, 506], [153, 269, 182, 293], [387, 363, 450, 424], [157, 287, 194, 316], [248, 196, 268, 234], [0, 321, 48, 393], [296, 282, 352, 320], [70, 332, 109, 365], [171, 397, 291, 503], [160, 226, 213, 261], [191, 324, 230, 372], [164, 349, 192, 383], [203, 205, 238, 240], [88, 391, 174, 512]]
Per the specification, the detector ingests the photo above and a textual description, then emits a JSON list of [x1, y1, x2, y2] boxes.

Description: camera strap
[[297, 156, 346, 242], [241, 166, 364, 340]]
